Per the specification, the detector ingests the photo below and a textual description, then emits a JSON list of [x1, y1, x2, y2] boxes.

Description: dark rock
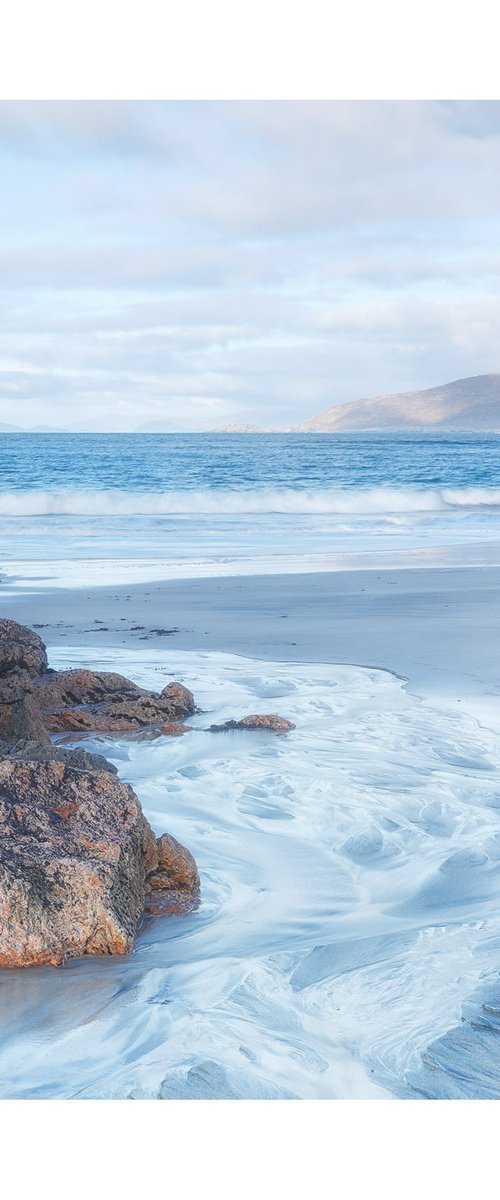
[[0, 670, 50, 744], [0, 739, 118, 775], [209, 713, 296, 734], [0, 619, 48, 679]]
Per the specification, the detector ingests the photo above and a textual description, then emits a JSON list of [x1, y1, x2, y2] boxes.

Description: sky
[[1, 99, 500, 431]]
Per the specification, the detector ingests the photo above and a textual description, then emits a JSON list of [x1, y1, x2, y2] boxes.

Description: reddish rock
[[44, 691, 195, 734], [161, 722, 190, 737], [209, 713, 296, 734], [0, 623, 201, 968], [35, 668, 144, 711], [160, 682, 196, 716], [146, 833, 200, 916], [0, 759, 159, 967]]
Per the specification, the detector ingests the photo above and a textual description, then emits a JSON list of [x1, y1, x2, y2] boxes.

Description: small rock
[[146, 833, 200, 915], [160, 682, 195, 716], [209, 714, 296, 734]]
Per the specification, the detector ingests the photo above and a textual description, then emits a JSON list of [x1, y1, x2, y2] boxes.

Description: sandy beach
[[3, 563, 500, 714]]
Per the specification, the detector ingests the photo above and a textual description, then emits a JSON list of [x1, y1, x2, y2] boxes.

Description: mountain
[[298, 374, 500, 432]]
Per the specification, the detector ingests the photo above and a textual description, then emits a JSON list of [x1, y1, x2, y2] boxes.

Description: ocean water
[[1, 431, 500, 587], [2, 432, 500, 1099]]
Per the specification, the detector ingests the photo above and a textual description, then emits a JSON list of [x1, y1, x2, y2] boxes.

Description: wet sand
[[2, 564, 499, 714]]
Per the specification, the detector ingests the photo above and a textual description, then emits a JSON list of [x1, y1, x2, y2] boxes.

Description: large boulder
[[0, 622, 201, 969], [0, 759, 198, 967], [0, 619, 48, 679]]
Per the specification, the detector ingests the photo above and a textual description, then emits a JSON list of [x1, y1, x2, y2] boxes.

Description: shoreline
[[2, 563, 500, 723]]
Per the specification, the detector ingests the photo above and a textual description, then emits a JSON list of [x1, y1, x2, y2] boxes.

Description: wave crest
[[0, 486, 500, 517]]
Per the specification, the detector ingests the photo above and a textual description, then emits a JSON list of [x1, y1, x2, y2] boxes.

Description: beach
[[3, 563, 500, 713]]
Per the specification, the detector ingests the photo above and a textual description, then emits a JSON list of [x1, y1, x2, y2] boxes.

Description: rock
[[0, 623, 201, 967], [160, 722, 191, 737], [160, 682, 196, 716], [44, 690, 196, 734], [0, 670, 50, 744], [0, 621, 50, 744], [0, 619, 48, 679], [0, 759, 159, 967], [34, 668, 144, 711], [0, 740, 118, 775], [146, 833, 200, 915], [209, 714, 296, 734]]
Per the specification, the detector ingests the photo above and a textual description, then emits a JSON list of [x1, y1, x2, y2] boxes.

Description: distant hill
[[298, 374, 500, 432]]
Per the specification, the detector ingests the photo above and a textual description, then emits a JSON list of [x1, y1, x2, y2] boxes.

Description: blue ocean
[[2, 431, 500, 588]]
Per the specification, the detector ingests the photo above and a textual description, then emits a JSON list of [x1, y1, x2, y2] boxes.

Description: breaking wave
[[1, 486, 500, 517]]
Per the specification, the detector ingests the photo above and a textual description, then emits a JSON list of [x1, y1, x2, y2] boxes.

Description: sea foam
[[1, 485, 500, 517], [1, 646, 500, 1099]]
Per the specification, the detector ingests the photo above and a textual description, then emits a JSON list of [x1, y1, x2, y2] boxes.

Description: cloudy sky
[[1, 99, 500, 430]]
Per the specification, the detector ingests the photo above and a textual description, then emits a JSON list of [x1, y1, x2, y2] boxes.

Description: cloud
[[0, 100, 499, 429]]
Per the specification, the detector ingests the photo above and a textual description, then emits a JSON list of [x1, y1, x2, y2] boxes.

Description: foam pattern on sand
[[1, 646, 500, 1098]]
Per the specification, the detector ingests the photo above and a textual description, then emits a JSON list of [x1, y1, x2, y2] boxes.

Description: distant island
[[2, 374, 500, 434], [296, 374, 500, 432]]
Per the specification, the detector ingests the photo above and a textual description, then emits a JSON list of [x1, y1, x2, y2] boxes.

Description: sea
[[1, 431, 500, 587], [2, 431, 500, 1099]]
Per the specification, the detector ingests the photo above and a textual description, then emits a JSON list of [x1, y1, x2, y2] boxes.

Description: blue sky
[[1, 99, 500, 430]]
